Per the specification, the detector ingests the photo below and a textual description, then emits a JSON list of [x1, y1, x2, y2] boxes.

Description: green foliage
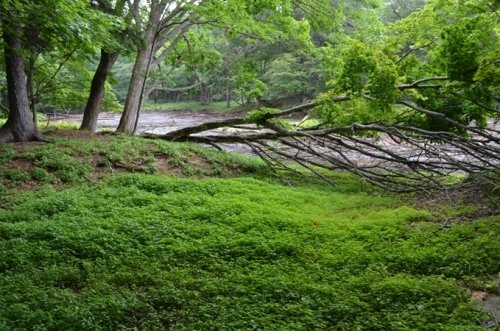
[[262, 53, 325, 101], [368, 59, 401, 107], [335, 40, 377, 95], [0, 0, 119, 53], [0, 0, 122, 115], [234, 64, 268, 104], [0, 173, 496, 329], [315, 0, 498, 133], [108, 56, 133, 102], [197, 0, 315, 46], [247, 107, 281, 124], [39, 57, 121, 112], [439, 23, 479, 82]]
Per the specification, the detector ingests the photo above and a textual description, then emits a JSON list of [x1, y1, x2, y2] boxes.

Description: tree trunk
[[199, 83, 211, 105], [0, 30, 41, 143], [116, 46, 152, 134], [27, 64, 36, 124], [80, 50, 119, 133], [116, 6, 160, 135], [226, 79, 232, 108], [26, 53, 39, 124]]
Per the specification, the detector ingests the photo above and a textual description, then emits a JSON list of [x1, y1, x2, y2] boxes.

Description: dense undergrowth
[[0, 131, 498, 330]]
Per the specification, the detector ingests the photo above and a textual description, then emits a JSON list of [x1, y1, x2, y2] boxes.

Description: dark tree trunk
[[0, 30, 41, 143], [0, 88, 8, 111], [26, 53, 39, 124], [27, 67, 36, 124], [80, 50, 119, 133]]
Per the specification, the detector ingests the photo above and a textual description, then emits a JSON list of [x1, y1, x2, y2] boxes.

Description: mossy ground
[[0, 129, 498, 330]]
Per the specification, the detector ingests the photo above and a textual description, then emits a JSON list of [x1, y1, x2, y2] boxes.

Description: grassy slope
[[0, 131, 498, 330]]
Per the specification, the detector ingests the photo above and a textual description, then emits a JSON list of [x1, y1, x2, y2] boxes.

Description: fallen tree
[[143, 83, 500, 192], [143, 0, 499, 192]]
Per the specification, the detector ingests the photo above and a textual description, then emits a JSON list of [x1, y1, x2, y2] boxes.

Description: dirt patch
[[472, 290, 500, 329], [8, 158, 35, 171], [9, 141, 44, 152], [85, 154, 110, 182], [187, 154, 212, 170], [19, 180, 38, 191], [482, 294, 500, 327], [409, 175, 499, 224], [440, 209, 500, 228], [154, 155, 183, 177]]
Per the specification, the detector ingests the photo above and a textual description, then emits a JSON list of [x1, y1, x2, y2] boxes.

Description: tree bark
[[116, 4, 161, 135], [116, 0, 193, 135], [26, 53, 39, 124], [27, 63, 36, 124], [0, 30, 41, 143], [80, 50, 119, 133], [116, 37, 155, 134]]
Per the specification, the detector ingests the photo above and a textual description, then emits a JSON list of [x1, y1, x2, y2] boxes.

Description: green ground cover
[[0, 131, 498, 330]]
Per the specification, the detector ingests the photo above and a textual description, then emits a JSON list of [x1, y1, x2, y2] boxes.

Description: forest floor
[[0, 129, 498, 330]]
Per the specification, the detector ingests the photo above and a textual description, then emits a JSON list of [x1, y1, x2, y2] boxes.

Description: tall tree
[[116, 0, 195, 134], [0, 0, 113, 142], [116, 0, 331, 134], [80, 50, 119, 132], [0, 23, 40, 142], [80, 0, 127, 132]]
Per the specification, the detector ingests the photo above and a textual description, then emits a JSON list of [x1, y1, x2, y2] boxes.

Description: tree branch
[[398, 76, 448, 90]]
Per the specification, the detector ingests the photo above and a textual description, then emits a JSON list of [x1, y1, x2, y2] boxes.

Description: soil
[[473, 289, 500, 329]]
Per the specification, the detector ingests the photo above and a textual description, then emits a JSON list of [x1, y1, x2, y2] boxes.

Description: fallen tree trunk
[[143, 93, 500, 192]]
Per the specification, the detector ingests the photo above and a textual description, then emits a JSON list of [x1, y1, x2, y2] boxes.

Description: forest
[[0, 0, 499, 330]]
